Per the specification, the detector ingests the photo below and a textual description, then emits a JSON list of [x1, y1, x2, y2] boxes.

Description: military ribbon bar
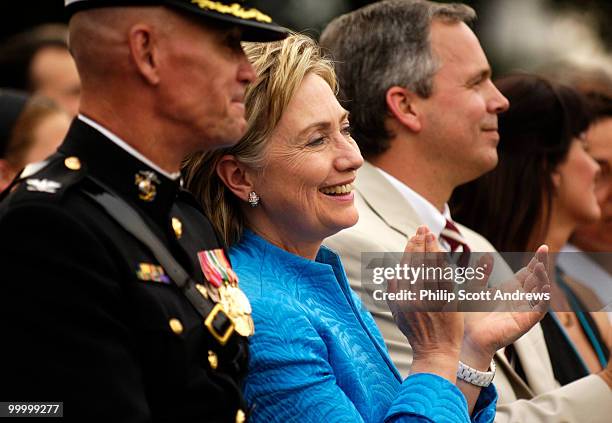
[[197, 249, 238, 288]]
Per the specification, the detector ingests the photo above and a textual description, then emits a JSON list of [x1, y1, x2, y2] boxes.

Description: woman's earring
[[248, 191, 260, 208]]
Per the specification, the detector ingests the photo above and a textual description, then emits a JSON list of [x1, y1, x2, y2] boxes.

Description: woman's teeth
[[320, 183, 354, 195]]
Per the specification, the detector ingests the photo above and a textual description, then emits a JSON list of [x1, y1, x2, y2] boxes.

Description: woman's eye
[[341, 125, 352, 137], [306, 137, 326, 147]]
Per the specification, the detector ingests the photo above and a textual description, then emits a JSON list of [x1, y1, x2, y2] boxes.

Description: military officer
[[0, 1, 287, 422]]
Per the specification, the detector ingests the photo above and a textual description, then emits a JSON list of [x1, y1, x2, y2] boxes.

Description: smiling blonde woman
[[182, 33, 547, 423]]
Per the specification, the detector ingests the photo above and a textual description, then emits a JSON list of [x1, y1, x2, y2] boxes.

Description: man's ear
[[128, 24, 161, 85], [386, 86, 422, 132], [216, 155, 255, 203]]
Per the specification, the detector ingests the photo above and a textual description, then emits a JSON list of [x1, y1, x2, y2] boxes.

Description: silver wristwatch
[[456, 359, 496, 387]]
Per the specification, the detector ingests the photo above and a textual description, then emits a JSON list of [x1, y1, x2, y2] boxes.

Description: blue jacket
[[230, 230, 497, 422]]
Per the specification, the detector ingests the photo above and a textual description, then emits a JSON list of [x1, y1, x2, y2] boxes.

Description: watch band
[[456, 359, 496, 387]]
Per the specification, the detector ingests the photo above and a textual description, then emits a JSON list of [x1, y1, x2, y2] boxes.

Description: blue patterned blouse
[[230, 230, 497, 422]]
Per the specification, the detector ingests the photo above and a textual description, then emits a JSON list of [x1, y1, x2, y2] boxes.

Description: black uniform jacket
[[0, 119, 249, 422]]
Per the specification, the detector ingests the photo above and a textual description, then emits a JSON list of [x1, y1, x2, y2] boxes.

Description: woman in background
[[451, 73, 611, 386], [0, 90, 70, 190]]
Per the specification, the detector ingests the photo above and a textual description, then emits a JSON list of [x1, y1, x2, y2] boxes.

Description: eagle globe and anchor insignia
[[198, 249, 254, 337], [134, 170, 161, 202]]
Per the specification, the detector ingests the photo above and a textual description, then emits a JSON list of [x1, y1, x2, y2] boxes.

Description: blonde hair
[[183, 34, 337, 246]]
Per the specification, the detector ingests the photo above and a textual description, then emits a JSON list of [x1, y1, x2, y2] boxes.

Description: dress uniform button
[[208, 350, 218, 370], [171, 217, 183, 239], [235, 409, 246, 423], [64, 157, 81, 170], [168, 318, 183, 335]]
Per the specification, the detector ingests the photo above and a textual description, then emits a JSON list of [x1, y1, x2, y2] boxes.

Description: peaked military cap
[[65, 0, 289, 41]]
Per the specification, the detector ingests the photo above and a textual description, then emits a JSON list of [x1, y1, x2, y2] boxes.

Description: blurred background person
[[546, 65, 612, 318], [573, 92, 612, 257], [184, 33, 548, 422], [451, 74, 612, 390], [0, 89, 70, 191], [0, 24, 80, 116]]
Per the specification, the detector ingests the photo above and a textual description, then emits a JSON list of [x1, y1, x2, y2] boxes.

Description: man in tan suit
[[320, 1, 612, 421]]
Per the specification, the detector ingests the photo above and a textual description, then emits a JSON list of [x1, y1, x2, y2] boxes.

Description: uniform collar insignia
[[135, 170, 161, 202], [25, 178, 61, 194]]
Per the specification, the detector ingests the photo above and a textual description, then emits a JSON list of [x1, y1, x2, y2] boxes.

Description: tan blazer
[[324, 161, 612, 423]]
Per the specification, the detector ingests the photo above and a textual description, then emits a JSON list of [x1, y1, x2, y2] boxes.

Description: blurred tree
[[252, 0, 481, 36], [550, 0, 612, 48], [1, 0, 608, 76]]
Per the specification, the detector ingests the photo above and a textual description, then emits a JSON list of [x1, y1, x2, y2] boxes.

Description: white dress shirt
[[377, 167, 455, 251]]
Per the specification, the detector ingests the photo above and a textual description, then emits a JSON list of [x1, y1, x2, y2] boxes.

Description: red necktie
[[440, 219, 471, 266]]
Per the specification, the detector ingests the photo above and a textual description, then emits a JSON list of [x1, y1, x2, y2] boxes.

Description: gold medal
[[197, 248, 254, 337], [206, 284, 221, 303], [224, 284, 252, 314], [219, 284, 254, 337]]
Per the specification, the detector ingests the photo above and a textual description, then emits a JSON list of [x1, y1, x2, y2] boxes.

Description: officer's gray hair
[[319, 0, 476, 159], [68, 7, 177, 86], [183, 33, 337, 246]]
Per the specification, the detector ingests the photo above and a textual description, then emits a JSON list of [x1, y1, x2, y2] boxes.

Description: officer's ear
[[128, 24, 161, 85], [216, 155, 254, 202], [386, 86, 422, 133]]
